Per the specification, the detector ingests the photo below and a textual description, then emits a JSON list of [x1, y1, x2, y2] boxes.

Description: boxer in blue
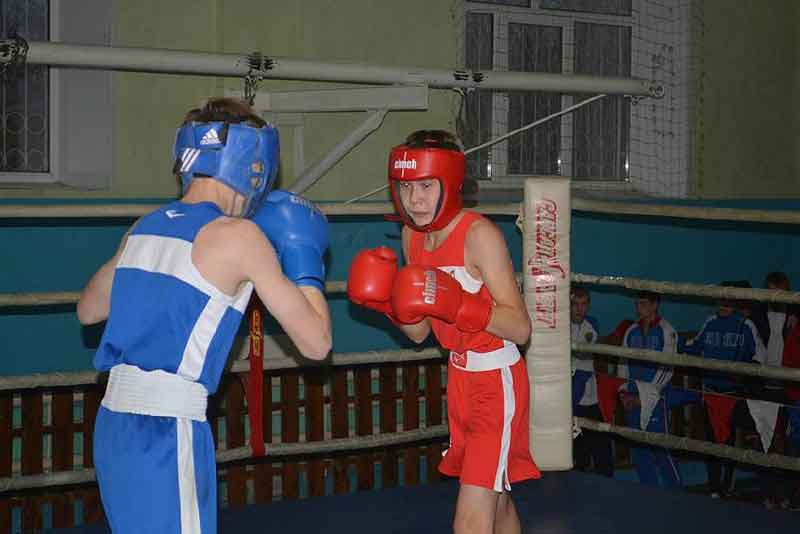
[[77, 97, 332, 533]]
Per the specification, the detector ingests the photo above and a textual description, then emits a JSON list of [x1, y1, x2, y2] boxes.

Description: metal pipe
[[11, 40, 661, 97], [289, 109, 388, 194]]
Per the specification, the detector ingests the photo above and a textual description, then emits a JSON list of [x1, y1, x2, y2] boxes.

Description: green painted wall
[[6, 1, 800, 201], [695, 0, 799, 198], [3, 0, 459, 201]]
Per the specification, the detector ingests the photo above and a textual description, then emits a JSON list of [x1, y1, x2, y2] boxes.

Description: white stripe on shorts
[[177, 418, 202, 533], [494, 366, 515, 492]]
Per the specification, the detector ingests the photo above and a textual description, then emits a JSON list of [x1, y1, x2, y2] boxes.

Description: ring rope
[[0, 346, 444, 391], [575, 341, 800, 383], [605, 380, 799, 412], [6, 413, 800, 492], [5, 274, 800, 308], [571, 197, 800, 225], [0, 202, 519, 219], [572, 273, 800, 304], [577, 417, 800, 472], [5, 339, 800, 392], [2, 199, 799, 225], [0, 425, 449, 492]]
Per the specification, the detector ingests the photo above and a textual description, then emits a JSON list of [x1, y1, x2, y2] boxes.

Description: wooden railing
[[0, 360, 448, 531]]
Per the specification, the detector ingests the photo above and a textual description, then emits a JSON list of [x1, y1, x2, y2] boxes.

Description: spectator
[[618, 291, 681, 488], [570, 286, 614, 477], [684, 281, 759, 499]]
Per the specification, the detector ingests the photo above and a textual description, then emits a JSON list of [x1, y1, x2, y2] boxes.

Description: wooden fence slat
[[425, 363, 443, 426], [355, 368, 373, 490], [82, 487, 104, 525], [224, 377, 247, 507], [403, 365, 420, 486], [281, 372, 300, 500], [51, 391, 75, 527], [305, 370, 326, 497], [253, 372, 273, 504], [379, 366, 397, 488], [22, 495, 42, 533], [330, 370, 349, 495], [82, 389, 101, 469], [0, 393, 11, 477], [21, 391, 43, 477], [0, 394, 10, 531], [426, 443, 442, 482], [51, 391, 74, 471], [0, 497, 11, 534]]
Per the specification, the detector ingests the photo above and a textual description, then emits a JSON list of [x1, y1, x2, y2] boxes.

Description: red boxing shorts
[[439, 342, 541, 491]]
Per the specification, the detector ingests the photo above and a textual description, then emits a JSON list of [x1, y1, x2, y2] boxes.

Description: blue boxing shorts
[[93, 364, 217, 533]]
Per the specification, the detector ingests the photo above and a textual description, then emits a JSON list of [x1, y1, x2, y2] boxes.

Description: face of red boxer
[[388, 131, 465, 233], [395, 178, 442, 228]]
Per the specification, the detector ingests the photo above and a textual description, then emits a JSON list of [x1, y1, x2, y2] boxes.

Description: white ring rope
[[571, 197, 800, 225], [574, 342, 800, 383], [0, 347, 445, 391], [572, 273, 800, 305], [0, 202, 520, 219], [5, 274, 800, 308], [5, 411, 800, 492], [2, 198, 799, 225], [0, 425, 449, 492], [5, 337, 800, 391], [577, 417, 800, 472]]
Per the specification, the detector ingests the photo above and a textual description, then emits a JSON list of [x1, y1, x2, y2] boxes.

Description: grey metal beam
[[5, 40, 662, 97]]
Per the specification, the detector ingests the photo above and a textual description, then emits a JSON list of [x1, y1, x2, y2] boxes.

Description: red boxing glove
[[347, 247, 400, 322], [391, 265, 492, 332]]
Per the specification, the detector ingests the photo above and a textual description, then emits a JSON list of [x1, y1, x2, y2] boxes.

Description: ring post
[[523, 177, 572, 470]]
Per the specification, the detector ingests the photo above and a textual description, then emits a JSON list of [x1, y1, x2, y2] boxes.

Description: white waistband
[[101, 364, 208, 421], [449, 341, 521, 372]]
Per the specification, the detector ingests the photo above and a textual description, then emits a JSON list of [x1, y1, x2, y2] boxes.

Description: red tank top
[[408, 211, 505, 354]]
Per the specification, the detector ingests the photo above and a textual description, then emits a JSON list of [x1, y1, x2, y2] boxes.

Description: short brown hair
[[404, 130, 462, 152], [765, 271, 790, 290], [571, 285, 590, 301], [181, 97, 267, 129], [636, 291, 660, 303]]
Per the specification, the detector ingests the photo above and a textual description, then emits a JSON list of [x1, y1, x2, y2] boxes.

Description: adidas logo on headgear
[[200, 128, 221, 145]]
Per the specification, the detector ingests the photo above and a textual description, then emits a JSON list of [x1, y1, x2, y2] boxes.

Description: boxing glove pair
[[252, 190, 329, 291], [347, 247, 492, 333]]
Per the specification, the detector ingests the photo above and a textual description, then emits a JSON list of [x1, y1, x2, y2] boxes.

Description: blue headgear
[[173, 120, 280, 218]]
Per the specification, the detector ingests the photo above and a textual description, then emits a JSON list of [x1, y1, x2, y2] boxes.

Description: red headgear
[[388, 145, 465, 232]]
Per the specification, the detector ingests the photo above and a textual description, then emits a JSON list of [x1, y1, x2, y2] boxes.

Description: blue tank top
[[93, 201, 253, 395]]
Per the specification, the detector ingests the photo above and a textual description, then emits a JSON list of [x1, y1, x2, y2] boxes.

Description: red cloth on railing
[[782, 322, 800, 402], [596, 374, 626, 424], [703, 393, 737, 444], [606, 319, 634, 346], [247, 297, 266, 457]]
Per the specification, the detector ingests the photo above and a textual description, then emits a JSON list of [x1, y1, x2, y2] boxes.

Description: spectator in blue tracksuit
[[618, 291, 681, 488], [571, 286, 614, 477], [684, 280, 759, 498]]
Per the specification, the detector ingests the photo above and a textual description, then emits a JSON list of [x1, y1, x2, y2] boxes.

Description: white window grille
[[459, 0, 694, 198]]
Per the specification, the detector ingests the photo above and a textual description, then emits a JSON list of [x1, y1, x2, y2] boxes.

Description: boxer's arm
[[236, 220, 332, 360], [398, 226, 432, 344], [77, 225, 134, 325], [464, 219, 531, 345]]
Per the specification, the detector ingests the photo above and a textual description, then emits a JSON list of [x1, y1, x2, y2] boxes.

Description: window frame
[[0, 0, 54, 183], [0, 0, 114, 189], [461, 0, 644, 193]]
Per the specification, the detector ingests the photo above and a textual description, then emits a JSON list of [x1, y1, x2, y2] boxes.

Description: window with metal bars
[[460, 2, 633, 182], [0, 0, 49, 174]]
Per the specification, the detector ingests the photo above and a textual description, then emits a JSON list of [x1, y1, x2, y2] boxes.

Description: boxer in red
[[348, 130, 540, 534]]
